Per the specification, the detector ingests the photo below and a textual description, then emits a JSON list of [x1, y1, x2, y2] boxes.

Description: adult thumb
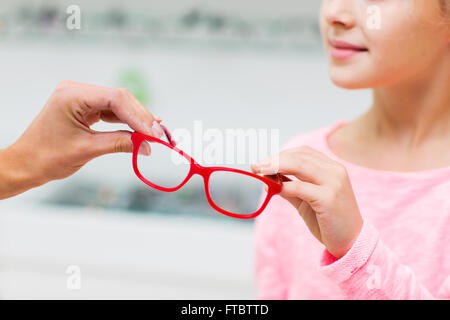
[[90, 130, 151, 158]]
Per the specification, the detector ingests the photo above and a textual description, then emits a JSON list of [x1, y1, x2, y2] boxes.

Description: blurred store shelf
[[0, 1, 322, 53], [0, 202, 256, 299]]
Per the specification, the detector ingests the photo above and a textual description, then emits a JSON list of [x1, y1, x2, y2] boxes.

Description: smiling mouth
[[328, 39, 369, 59]]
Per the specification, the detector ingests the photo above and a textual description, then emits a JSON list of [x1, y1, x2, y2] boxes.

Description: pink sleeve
[[254, 192, 287, 299], [319, 219, 448, 299]]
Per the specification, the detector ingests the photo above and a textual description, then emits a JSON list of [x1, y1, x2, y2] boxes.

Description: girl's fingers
[[255, 150, 330, 185], [279, 180, 322, 205], [296, 145, 337, 165]]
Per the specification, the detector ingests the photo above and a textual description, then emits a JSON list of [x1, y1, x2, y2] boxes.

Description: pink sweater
[[254, 120, 450, 299]]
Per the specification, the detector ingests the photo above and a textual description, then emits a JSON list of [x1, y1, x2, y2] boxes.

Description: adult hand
[[251, 146, 363, 259], [0, 81, 163, 198]]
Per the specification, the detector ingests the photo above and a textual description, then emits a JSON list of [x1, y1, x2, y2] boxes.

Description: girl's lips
[[329, 39, 368, 60]]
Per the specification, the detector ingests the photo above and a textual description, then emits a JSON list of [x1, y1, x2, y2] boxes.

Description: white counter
[[0, 202, 256, 299]]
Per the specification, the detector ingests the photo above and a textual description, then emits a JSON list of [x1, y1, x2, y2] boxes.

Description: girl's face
[[319, 0, 449, 89]]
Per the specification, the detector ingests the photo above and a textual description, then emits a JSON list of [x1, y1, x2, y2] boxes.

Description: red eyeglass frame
[[131, 124, 283, 219]]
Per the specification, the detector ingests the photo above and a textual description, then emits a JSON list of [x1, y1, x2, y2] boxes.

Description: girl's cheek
[[362, 9, 419, 60], [358, 0, 418, 41]]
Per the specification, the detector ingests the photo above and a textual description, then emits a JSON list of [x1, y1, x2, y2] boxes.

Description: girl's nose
[[323, 0, 356, 29]]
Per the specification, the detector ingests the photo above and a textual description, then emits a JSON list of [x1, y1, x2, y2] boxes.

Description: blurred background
[[0, 0, 371, 299]]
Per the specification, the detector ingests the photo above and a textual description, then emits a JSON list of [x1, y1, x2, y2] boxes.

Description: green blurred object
[[116, 68, 151, 106]]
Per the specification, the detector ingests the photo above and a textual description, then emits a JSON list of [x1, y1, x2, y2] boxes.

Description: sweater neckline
[[321, 120, 450, 180]]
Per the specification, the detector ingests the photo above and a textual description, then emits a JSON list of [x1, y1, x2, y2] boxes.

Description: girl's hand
[[1, 81, 163, 198], [251, 146, 363, 259]]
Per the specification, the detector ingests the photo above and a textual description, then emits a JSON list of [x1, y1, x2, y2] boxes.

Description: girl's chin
[[330, 78, 369, 89], [329, 68, 374, 89]]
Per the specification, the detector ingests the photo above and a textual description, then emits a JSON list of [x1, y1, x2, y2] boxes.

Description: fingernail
[[154, 115, 163, 122], [263, 184, 268, 192], [257, 158, 276, 174], [252, 159, 271, 172], [152, 121, 164, 138], [143, 123, 154, 136]]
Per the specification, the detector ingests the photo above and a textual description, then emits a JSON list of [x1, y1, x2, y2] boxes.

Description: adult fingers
[[100, 110, 164, 124], [56, 81, 160, 137], [89, 130, 151, 157]]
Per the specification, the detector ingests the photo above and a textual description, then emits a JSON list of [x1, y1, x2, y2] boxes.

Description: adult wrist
[[0, 144, 47, 199]]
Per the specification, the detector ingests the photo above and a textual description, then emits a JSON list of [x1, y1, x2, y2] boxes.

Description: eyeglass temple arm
[[159, 123, 176, 146], [272, 173, 290, 185], [274, 173, 282, 184]]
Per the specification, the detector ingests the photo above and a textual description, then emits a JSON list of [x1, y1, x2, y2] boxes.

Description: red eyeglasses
[[131, 124, 283, 219]]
